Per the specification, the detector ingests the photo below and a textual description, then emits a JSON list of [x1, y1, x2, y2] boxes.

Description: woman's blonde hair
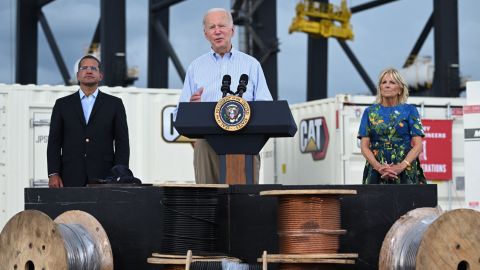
[[375, 68, 409, 104]]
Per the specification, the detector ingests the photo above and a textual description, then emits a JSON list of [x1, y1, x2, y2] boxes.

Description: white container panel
[[274, 97, 341, 185], [109, 88, 194, 183], [0, 92, 7, 227], [0, 85, 76, 230], [0, 84, 193, 229], [259, 138, 275, 184], [342, 102, 373, 185], [464, 81, 480, 209]]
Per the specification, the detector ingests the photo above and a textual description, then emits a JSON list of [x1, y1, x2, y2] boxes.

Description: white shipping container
[[464, 81, 480, 209], [0, 84, 195, 229], [262, 94, 466, 210]]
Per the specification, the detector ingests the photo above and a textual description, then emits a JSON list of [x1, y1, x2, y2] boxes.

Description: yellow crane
[[289, 0, 354, 40]]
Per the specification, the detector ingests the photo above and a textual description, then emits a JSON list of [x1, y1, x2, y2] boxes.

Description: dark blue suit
[[47, 90, 130, 187]]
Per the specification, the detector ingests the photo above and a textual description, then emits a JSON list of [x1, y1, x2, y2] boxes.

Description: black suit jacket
[[47, 90, 130, 187]]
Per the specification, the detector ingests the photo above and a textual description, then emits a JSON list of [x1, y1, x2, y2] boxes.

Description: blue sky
[[0, 0, 479, 104]]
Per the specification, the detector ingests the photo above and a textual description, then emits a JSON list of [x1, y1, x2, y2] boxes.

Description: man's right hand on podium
[[190, 87, 204, 102]]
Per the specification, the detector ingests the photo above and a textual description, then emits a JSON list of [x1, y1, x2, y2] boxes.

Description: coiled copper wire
[[278, 195, 344, 254]]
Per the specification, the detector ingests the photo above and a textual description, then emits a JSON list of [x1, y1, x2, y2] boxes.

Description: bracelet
[[402, 160, 411, 167]]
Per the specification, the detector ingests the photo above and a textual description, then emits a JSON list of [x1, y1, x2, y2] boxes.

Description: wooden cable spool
[[379, 207, 480, 270], [0, 209, 113, 270], [260, 189, 357, 270]]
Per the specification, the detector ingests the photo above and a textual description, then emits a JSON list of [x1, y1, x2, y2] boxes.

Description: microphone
[[221, 74, 231, 98], [236, 74, 249, 97]]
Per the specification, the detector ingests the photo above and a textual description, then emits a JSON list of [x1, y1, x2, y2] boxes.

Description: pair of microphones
[[221, 74, 249, 98]]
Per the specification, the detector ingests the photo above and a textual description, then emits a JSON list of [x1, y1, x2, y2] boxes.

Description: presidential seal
[[214, 95, 251, 131]]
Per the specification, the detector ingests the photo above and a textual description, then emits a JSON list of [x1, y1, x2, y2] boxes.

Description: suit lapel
[[88, 90, 105, 125], [73, 91, 87, 126]]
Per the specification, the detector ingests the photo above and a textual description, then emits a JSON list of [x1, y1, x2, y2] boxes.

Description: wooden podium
[[174, 101, 297, 184]]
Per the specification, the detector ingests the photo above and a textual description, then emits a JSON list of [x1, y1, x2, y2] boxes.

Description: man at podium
[[176, 7, 273, 184]]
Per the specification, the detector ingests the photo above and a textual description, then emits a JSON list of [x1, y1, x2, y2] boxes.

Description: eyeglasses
[[79, 66, 99, 72]]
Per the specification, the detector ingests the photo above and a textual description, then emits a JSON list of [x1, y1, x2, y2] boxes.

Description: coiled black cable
[[161, 187, 225, 255], [58, 224, 101, 270]]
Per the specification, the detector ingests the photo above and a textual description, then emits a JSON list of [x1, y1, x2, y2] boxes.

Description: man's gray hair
[[202, 8, 233, 27]]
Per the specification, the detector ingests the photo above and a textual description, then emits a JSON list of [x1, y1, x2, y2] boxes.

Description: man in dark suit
[[47, 55, 130, 187]]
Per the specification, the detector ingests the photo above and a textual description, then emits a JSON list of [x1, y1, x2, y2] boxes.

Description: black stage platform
[[24, 184, 437, 270]]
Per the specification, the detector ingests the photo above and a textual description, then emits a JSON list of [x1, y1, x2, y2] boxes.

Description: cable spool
[[379, 207, 480, 270], [0, 209, 113, 270], [159, 183, 229, 256], [278, 195, 342, 253], [147, 250, 252, 270], [260, 189, 358, 270], [262, 190, 356, 254]]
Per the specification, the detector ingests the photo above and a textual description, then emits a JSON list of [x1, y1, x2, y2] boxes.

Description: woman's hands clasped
[[376, 162, 407, 180]]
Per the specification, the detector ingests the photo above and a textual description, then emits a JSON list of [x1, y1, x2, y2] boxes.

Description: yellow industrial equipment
[[289, 0, 354, 40]]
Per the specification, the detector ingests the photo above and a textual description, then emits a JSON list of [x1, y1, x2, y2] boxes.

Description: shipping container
[[261, 94, 466, 210], [0, 84, 195, 229], [464, 81, 480, 209], [0, 85, 468, 229]]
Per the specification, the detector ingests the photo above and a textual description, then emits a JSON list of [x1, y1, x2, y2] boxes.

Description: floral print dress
[[357, 103, 426, 184]]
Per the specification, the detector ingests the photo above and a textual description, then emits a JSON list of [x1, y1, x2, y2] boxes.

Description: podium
[[174, 101, 297, 184]]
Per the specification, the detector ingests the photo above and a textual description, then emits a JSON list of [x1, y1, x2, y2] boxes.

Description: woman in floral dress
[[357, 68, 426, 184]]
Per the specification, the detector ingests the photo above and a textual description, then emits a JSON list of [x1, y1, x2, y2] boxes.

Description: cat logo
[[299, 116, 329, 160], [162, 106, 194, 143]]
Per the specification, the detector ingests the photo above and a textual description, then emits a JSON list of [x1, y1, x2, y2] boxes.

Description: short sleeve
[[408, 104, 425, 137], [357, 107, 371, 139], [253, 61, 273, 101]]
